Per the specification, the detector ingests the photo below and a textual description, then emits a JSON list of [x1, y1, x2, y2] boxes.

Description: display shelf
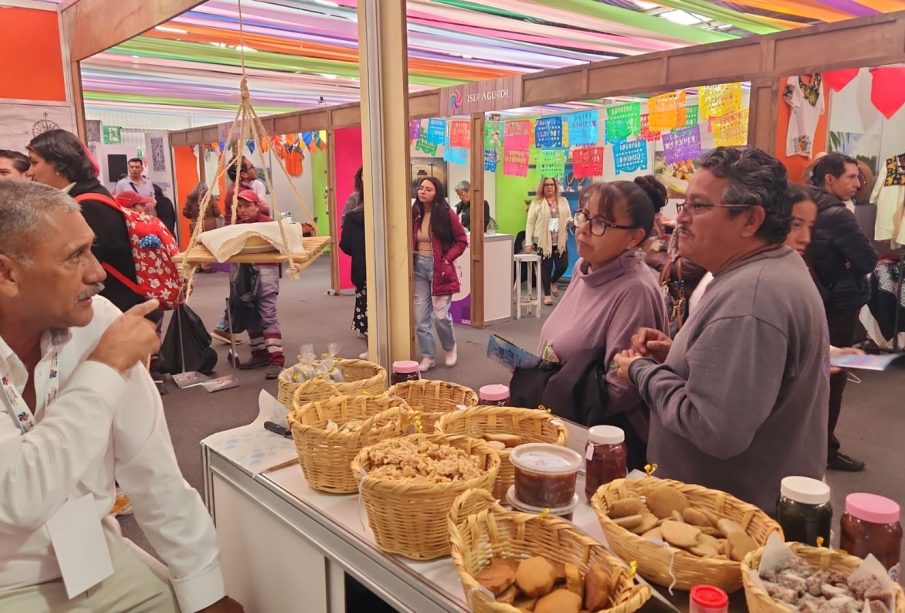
[[174, 235, 331, 266]]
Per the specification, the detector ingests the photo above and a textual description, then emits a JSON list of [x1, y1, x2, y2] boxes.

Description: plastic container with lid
[[478, 384, 510, 406], [776, 476, 832, 547], [507, 485, 579, 521], [689, 585, 728, 613], [584, 425, 628, 503], [839, 493, 901, 579], [390, 361, 421, 385], [509, 443, 583, 508]]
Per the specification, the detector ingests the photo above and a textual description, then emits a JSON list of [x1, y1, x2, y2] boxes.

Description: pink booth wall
[[332, 126, 363, 291]]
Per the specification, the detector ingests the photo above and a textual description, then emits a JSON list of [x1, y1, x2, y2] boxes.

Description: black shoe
[[827, 452, 866, 472], [238, 355, 269, 370]]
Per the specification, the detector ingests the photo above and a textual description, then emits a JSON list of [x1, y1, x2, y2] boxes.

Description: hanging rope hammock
[[178, 0, 330, 297]]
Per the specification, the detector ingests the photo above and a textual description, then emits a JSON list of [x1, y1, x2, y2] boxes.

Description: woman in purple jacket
[[412, 177, 468, 372]]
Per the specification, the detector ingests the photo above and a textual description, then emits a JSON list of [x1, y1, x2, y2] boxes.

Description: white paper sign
[[46, 494, 113, 598]]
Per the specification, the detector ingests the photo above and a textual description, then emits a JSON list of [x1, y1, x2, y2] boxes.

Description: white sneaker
[[358, 351, 369, 359], [445, 344, 458, 367], [418, 357, 436, 372]]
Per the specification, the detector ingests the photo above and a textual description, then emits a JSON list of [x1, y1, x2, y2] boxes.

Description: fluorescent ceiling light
[[312, 0, 339, 6], [235, 45, 258, 53], [319, 73, 338, 80], [155, 26, 188, 34], [659, 9, 704, 25], [633, 1, 659, 9]]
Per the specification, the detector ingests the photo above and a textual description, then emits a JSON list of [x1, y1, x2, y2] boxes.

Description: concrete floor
[[120, 257, 905, 578]]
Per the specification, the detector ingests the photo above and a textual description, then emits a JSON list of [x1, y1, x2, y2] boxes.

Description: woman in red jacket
[[412, 177, 468, 372]]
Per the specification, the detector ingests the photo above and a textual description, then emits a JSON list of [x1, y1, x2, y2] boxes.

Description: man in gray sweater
[[614, 147, 829, 512]]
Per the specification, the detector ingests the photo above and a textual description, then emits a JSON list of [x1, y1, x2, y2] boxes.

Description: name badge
[[46, 494, 114, 598]]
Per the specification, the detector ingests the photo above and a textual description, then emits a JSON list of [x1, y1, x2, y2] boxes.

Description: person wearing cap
[[226, 189, 284, 379], [115, 190, 155, 216]]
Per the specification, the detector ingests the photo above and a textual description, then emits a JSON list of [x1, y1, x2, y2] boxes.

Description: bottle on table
[[391, 361, 421, 385], [839, 493, 901, 581], [584, 425, 627, 503], [776, 476, 832, 547]]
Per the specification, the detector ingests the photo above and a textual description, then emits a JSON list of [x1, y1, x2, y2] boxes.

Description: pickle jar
[[390, 361, 420, 385], [840, 493, 901, 580], [584, 425, 627, 503], [776, 476, 832, 546]]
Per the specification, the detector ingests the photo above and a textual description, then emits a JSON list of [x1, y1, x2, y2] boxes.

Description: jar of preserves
[[840, 493, 901, 580], [479, 384, 510, 406], [390, 361, 420, 385], [689, 585, 728, 613], [776, 476, 832, 546], [509, 443, 582, 508], [584, 425, 627, 503]]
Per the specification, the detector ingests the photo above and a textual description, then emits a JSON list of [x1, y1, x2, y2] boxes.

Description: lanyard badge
[[1, 350, 60, 434]]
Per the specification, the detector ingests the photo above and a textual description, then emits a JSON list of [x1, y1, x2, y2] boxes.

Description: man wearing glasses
[[614, 146, 829, 512]]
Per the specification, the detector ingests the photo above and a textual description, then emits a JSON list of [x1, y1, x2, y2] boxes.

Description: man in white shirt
[[113, 157, 155, 202], [0, 182, 241, 612]]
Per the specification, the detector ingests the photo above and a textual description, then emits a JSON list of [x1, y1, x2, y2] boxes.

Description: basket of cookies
[[434, 406, 568, 500], [448, 488, 650, 613], [591, 477, 782, 592], [384, 380, 478, 431], [285, 358, 387, 410], [742, 539, 905, 613], [352, 434, 500, 560], [287, 395, 413, 494]]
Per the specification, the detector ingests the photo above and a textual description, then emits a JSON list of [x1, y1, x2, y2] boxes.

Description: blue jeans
[[413, 254, 455, 360]]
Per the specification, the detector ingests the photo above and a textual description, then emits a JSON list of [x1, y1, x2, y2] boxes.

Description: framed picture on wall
[[411, 157, 447, 199]]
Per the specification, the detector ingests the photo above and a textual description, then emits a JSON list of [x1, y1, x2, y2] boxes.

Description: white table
[[513, 253, 542, 319]]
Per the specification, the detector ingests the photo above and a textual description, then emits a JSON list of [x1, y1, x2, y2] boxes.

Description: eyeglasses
[[543, 182, 556, 187], [676, 202, 754, 216], [572, 209, 636, 237]]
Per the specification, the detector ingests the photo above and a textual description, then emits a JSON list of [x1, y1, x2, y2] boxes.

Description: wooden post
[[748, 79, 779, 154], [469, 112, 486, 329], [70, 61, 87, 141], [326, 116, 341, 295]]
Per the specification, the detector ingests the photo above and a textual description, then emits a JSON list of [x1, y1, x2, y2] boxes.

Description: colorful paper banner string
[[427, 118, 447, 146], [503, 148, 529, 177], [711, 109, 750, 147], [613, 140, 648, 175], [648, 91, 687, 132], [567, 111, 599, 147], [870, 67, 905, 119], [537, 149, 566, 179], [572, 147, 604, 178], [504, 119, 532, 151], [606, 102, 641, 144], [449, 120, 471, 148], [824, 68, 860, 92], [699, 83, 743, 121], [534, 116, 563, 148], [662, 125, 702, 165]]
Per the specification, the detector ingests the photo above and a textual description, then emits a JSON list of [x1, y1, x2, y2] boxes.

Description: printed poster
[[662, 125, 702, 164], [613, 140, 648, 175], [449, 120, 471, 148], [605, 102, 641, 144], [572, 147, 604, 178], [503, 148, 529, 177], [648, 91, 687, 132], [566, 111, 599, 147], [504, 120, 531, 151], [537, 149, 566, 179], [427, 118, 447, 146], [534, 116, 563, 148]]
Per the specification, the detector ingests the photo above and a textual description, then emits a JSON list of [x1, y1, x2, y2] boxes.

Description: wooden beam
[[326, 118, 341, 295], [61, 0, 205, 62], [469, 112, 485, 329], [70, 61, 87, 141]]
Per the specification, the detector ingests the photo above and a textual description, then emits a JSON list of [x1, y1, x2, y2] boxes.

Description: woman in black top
[[453, 180, 491, 232], [339, 168, 367, 347]]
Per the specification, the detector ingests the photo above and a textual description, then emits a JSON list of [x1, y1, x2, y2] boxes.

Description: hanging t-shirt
[[783, 74, 824, 158]]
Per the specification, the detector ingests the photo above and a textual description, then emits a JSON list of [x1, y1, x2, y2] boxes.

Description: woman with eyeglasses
[[537, 176, 669, 468], [525, 177, 572, 305]]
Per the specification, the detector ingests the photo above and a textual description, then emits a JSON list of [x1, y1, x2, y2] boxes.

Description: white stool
[[513, 253, 542, 319]]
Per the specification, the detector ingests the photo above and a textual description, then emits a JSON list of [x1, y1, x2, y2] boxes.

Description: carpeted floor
[[119, 258, 905, 575]]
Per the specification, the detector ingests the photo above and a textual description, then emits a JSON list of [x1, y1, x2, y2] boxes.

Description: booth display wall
[[334, 126, 363, 291], [828, 67, 905, 165], [409, 136, 497, 218], [775, 77, 829, 185], [173, 145, 200, 249], [311, 148, 330, 238]]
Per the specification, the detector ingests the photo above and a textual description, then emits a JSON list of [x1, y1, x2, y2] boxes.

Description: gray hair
[[454, 180, 471, 193], [0, 181, 80, 262]]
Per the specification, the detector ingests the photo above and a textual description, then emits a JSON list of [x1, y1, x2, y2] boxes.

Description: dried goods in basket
[[288, 395, 413, 493], [352, 434, 499, 560], [281, 357, 386, 409], [447, 488, 650, 613], [384, 380, 477, 431], [434, 405, 568, 500], [591, 477, 782, 593]]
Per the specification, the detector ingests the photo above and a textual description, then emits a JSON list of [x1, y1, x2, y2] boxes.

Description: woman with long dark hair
[[412, 176, 468, 372], [339, 167, 368, 356]]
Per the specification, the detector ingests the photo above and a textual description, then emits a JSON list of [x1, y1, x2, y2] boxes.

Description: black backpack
[[157, 304, 218, 375]]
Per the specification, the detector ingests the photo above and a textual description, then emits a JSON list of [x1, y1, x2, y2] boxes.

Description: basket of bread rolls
[[352, 434, 500, 560], [742, 541, 905, 613], [287, 395, 414, 493], [434, 406, 568, 501], [448, 488, 651, 613], [591, 477, 782, 593], [384, 380, 478, 431]]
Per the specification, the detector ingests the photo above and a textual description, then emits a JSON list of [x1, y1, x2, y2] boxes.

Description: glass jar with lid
[[584, 425, 627, 503], [478, 384, 510, 406], [840, 493, 901, 580], [776, 476, 832, 546], [390, 361, 420, 385]]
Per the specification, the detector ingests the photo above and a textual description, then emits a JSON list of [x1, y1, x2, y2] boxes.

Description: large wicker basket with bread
[[352, 433, 499, 560], [287, 395, 413, 494], [448, 488, 651, 613], [591, 477, 782, 593], [384, 380, 478, 431], [280, 358, 387, 409], [434, 406, 568, 500], [741, 542, 905, 613]]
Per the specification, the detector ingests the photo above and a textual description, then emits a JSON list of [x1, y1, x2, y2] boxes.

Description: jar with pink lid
[[478, 384, 510, 406], [391, 361, 421, 385], [839, 492, 901, 581]]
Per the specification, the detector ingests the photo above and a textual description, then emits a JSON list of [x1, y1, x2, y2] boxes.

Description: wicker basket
[[591, 478, 782, 593], [384, 380, 478, 431], [742, 542, 905, 612], [281, 358, 387, 410], [434, 406, 568, 500], [448, 488, 651, 613], [287, 395, 413, 494], [352, 434, 500, 560]]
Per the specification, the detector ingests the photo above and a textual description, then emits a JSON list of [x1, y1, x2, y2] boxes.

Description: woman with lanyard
[[525, 176, 571, 305]]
